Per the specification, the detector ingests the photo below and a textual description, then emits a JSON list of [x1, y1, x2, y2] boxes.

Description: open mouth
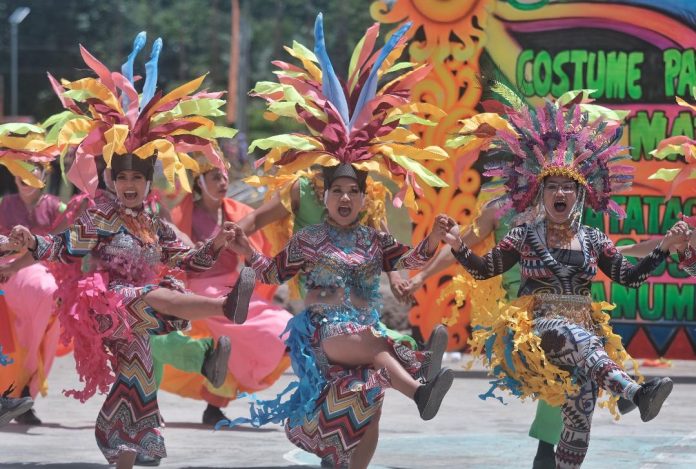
[[553, 201, 567, 213], [338, 206, 352, 217], [124, 190, 138, 201]]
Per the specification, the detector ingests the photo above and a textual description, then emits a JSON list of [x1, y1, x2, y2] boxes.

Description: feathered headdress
[[0, 123, 57, 188], [448, 89, 633, 219], [247, 13, 449, 209], [45, 32, 234, 197], [649, 86, 696, 198]]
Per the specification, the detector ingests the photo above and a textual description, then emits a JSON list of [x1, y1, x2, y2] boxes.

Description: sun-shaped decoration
[[370, 0, 495, 62]]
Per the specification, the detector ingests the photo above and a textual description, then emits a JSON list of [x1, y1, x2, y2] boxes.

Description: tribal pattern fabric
[[249, 221, 432, 305], [453, 222, 668, 297], [535, 317, 640, 469]]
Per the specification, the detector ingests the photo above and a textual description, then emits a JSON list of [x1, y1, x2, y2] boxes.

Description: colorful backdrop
[[372, 0, 696, 359]]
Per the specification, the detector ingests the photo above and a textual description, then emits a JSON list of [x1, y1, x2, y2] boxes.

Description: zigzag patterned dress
[[32, 199, 219, 463], [239, 220, 434, 466]]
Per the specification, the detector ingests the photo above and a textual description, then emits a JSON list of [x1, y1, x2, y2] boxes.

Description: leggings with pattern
[[535, 317, 641, 469]]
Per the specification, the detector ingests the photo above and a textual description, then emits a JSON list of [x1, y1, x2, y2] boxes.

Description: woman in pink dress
[[155, 157, 292, 425], [0, 157, 64, 425]]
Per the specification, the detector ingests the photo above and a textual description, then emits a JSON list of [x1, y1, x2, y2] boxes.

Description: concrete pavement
[[1, 355, 695, 468]]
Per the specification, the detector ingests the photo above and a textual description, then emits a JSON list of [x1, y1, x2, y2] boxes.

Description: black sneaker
[[422, 325, 448, 382], [223, 267, 255, 324], [201, 336, 231, 388], [0, 396, 34, 426], [202, 404, 228, 427], [13, 406, 42, 426], [635, 377, 673, 422], [415, 368, 454, 421], [134, 453, 161, 466]]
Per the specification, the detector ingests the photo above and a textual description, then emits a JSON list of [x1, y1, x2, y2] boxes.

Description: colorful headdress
[[46, 32, 234, 197], [248, 13, 449, 209], [649, 87, 696, 198], [0, 123, 57, 188], [449, 89, 632, 219]]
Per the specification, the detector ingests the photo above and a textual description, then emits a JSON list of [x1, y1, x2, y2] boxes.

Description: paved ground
[[1, 355, 695, 468]]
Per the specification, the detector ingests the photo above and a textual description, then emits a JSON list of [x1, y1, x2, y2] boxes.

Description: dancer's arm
[[594, 224, 684, 287], [381, 214, 451, 272], [237, 183, 296, 235], [12, 208, 103, 264], [445, 224, 524, 280], [227, 223, 305, 284], [617, 239, 663, 258], [405, 204, 499, 293], [158, 219, 230, 272]]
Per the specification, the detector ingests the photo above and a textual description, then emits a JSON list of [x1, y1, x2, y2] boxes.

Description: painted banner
[[372, 0, 696, 358]]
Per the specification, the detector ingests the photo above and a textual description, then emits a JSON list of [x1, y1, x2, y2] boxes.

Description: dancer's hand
[[402, 272, 425, 296], [443, 223, 464, 251], [9, 225, 36, 251], [664, 221, 690, 251], [388, 272, 414, 304], [224, 222, 254, 257]]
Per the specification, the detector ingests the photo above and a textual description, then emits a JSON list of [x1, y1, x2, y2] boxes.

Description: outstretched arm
[[595, 226, 683, 287], [445, 224, 524, 280], [237, 181, 298, 235]]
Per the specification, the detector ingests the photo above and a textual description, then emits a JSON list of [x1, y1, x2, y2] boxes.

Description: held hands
[[663, 221, 691, 252], [443, 222, 464, 251], [9, 225, 36, 252], [426, 214, 457, 254], [222, 222, 254, 257]]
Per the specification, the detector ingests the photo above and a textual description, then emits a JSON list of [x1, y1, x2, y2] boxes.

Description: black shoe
[[223, 267, 255, 324], [13, 406, 42, 426], [634, 377, 673, 422], [422, 325, 448, 382], [415, 368, 454, 421], [0, 396, 34, 426], [202, 404, 228, 426], [134, 453, 161, 466], [201, 336, 231, 388], [617, 396, 637, 415], [532, 441, 555, 469]]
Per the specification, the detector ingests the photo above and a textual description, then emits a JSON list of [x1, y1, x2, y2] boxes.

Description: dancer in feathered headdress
[[220, 14, 454, 467], [0, 123, 59, 425], [5, 33, 261, 468], [442, 88, 682, 468]]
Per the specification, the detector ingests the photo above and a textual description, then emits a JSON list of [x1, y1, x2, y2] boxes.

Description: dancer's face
[[114, 170, 148, 208], [200, 168, 229, 202], [15, 164, 44, 200], [324, 177, 364, 226], [543, 176, 578, 224]]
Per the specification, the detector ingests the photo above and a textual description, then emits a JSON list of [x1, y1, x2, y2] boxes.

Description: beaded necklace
[[118, 204, 157, 244]]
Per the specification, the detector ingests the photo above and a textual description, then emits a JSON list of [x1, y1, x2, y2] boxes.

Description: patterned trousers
[[535, 317, 641, 469]]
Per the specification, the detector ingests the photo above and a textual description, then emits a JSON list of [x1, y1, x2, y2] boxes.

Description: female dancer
[[0, 124, 62, 425], [7, 35, 250, 468], [0, 234, 35, 427], [220, 14, 454, 468], [443, 90, 680, 468]]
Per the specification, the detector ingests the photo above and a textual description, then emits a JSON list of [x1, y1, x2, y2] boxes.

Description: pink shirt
[[0, 193, 63, 235]]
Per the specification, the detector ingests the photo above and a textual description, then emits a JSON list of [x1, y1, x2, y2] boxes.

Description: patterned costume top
[[453, 222, 668, 298], [32, 199, 217, 289], [249, 221, 432, 306]]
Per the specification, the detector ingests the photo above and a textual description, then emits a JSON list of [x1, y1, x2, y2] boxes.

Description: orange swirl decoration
[[371, 0, 504, 350]]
